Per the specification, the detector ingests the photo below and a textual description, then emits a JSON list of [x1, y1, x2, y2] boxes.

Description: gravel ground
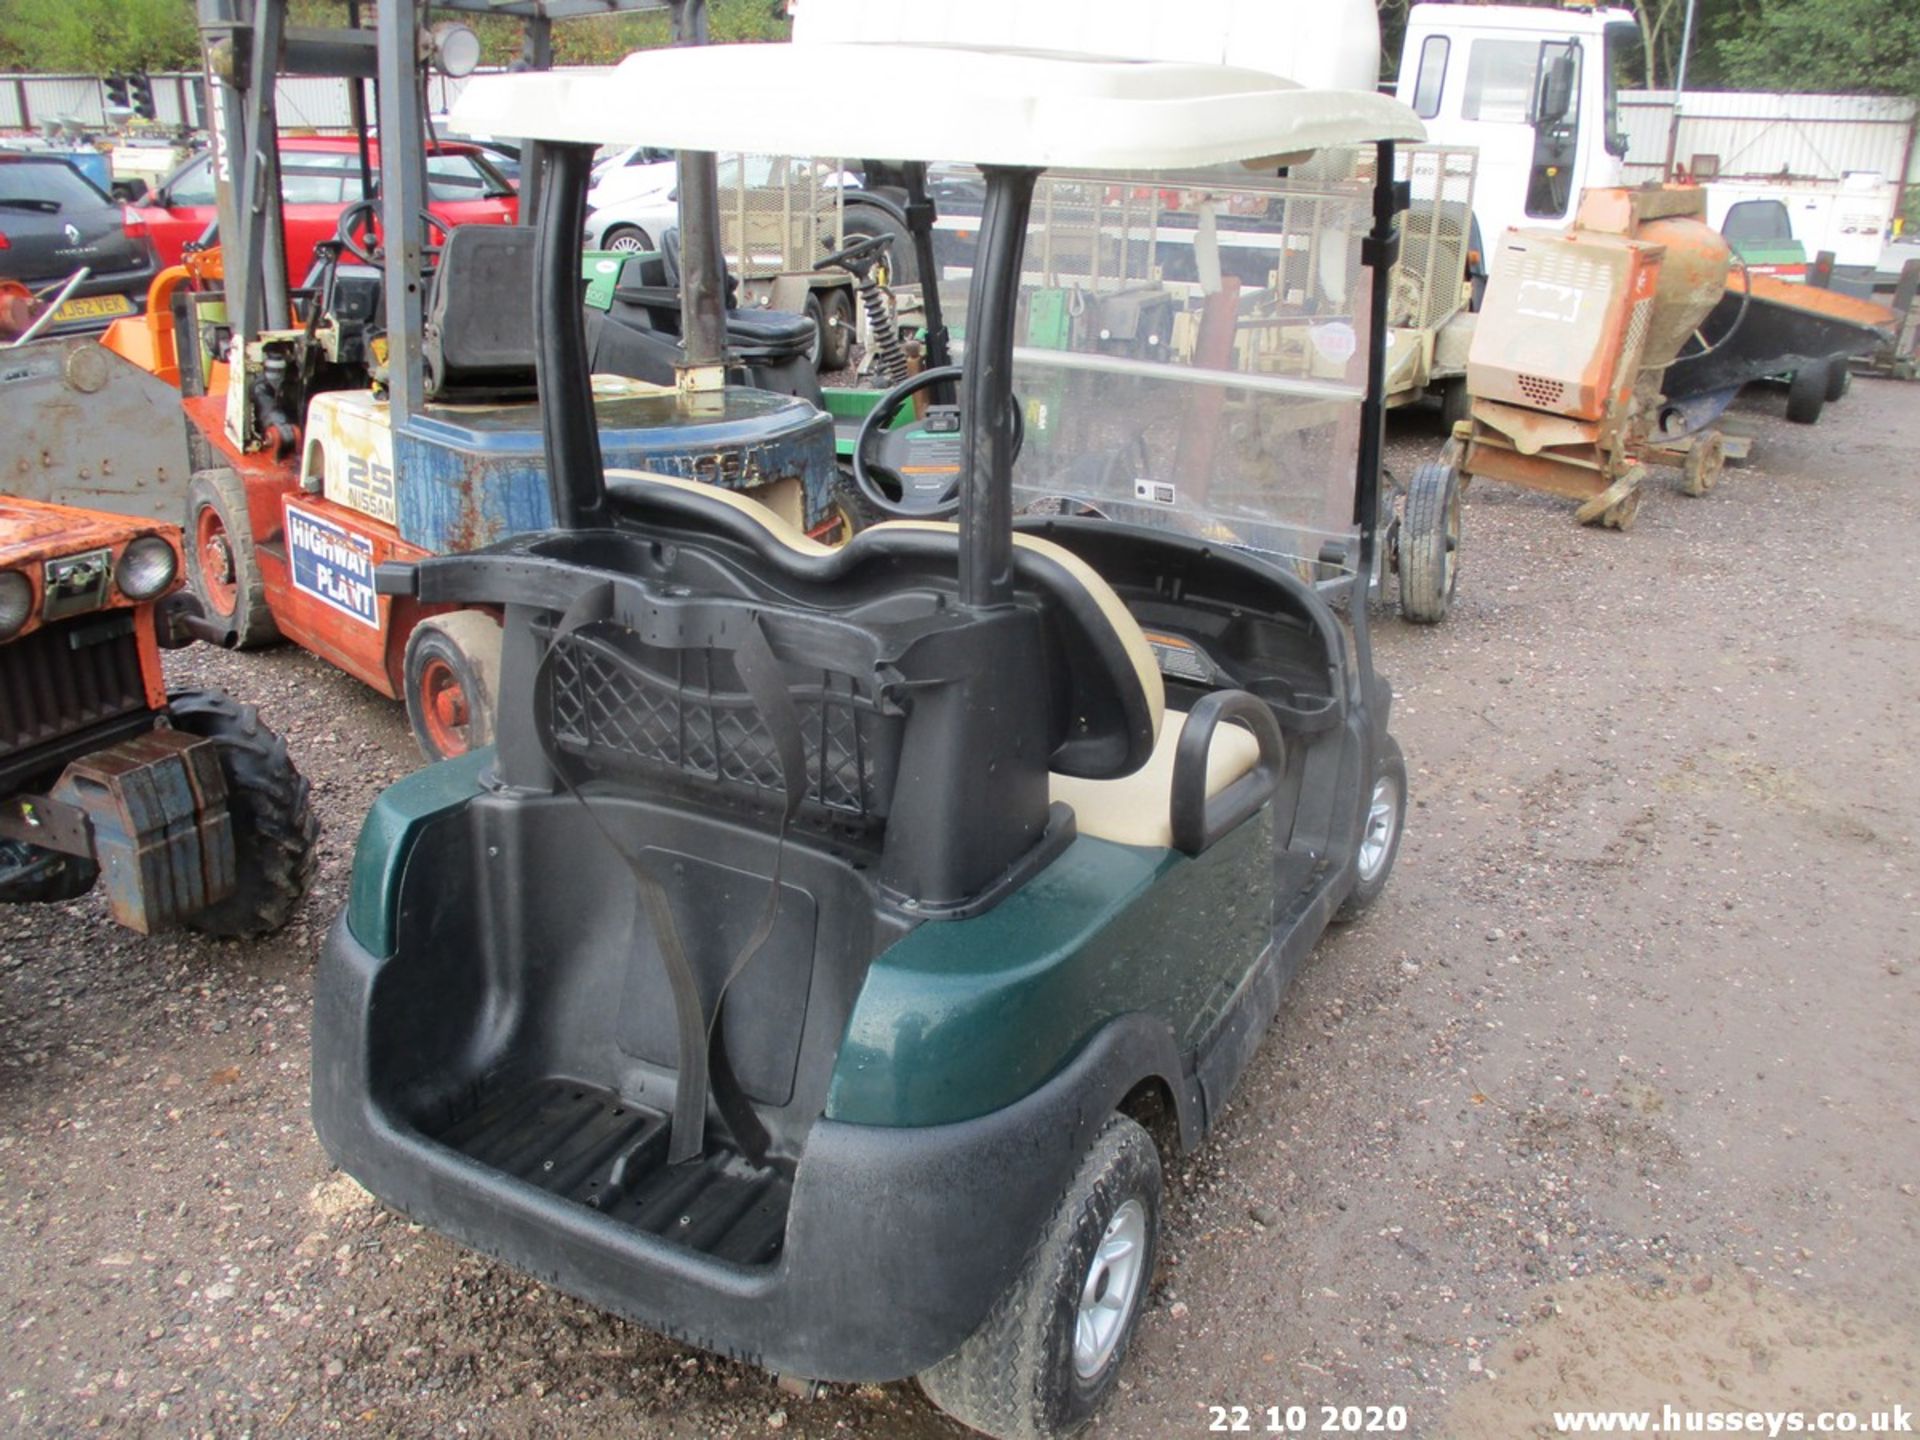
[[3, 379, 1917, 1438]]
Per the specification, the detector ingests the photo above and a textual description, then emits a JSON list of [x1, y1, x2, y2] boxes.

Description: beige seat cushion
[[862, 519, 1167, 743], [604, 468, 836, 556], [1050, 708, 1262, 850]]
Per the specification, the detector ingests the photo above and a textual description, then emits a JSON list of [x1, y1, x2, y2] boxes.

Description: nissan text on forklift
[[311, 34, 1421, 1440]]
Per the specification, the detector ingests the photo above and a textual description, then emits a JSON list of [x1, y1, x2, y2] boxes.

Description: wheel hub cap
[[1073, 1198, 1147, 1379], [1358, 773, 1400, 883]]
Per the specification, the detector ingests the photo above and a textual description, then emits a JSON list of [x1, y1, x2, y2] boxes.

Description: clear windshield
[[978, 161, 1374, 583]]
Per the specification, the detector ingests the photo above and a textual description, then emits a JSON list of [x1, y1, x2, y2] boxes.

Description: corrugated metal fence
[[1621, 90, 1920, 189], [0, 71, 478, 132]]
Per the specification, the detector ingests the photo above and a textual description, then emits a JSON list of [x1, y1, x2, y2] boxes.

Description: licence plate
[[52, 293, 135, 323]]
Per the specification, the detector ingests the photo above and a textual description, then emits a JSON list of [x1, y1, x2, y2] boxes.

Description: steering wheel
[[817, 231, 893, 274], [335, 200, 450, 267], [850, 364, 1024, 519]]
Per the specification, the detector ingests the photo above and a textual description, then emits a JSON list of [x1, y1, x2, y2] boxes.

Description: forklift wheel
[[404, 611, 504, 762], [1825, 362, 1852, 404], [186, 468, 279, 648], [1398, 461, 1461, 624], [1785, 363, 1828, 425], [1335, 735, 1406, 923], [167, 689, 318, 939], [919, 1114, 1162, 1440], [819, 286, 855, 372]]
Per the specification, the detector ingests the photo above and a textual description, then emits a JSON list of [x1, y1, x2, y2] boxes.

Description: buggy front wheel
[[919, 1115, 1162, 1440]]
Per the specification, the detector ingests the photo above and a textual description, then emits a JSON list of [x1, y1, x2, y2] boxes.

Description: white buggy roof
[[450, 42, 1423, 169]]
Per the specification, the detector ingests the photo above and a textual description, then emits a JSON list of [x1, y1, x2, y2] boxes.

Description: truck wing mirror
[[1534, 50, 1577, 126]]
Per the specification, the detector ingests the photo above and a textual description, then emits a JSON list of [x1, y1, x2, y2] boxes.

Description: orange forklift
[[84, 0, 837, 761]]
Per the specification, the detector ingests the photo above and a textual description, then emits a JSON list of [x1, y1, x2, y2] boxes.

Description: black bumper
[[311, 911, 1178, 1382]]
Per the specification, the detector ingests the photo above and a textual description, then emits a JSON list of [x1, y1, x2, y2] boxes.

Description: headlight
[[114, 535, 178, 601], [0, 570, 30, 639]]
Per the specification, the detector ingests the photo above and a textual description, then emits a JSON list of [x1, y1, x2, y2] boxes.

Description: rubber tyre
[[919, 1115, 1162, 1440], [1335, 734, 1407, 923], [1437, 376, 1472, 433], [186, 468, 279, 648], [167, 689, 318, 939], [402, 610, 504, 762], [599, 224, 652, 255], [1398, 461, 1461, 624], [802, 293, 828, 372], [0, 839, 98, 905], [1825, 362, 1852, 403], [819, 285, 855, 372], [1785, 363, 1828, 425]]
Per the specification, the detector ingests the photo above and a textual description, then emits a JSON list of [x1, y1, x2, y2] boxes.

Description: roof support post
[[377, 0, 428, 422], [1350, 139, 1401, 691], [533, 142, 607, 530], [958, 165, 1038, 610]]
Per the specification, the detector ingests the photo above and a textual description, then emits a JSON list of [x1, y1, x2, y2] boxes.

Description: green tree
[[0, 0, 198, 73], [1717, 0, 1920, 98]]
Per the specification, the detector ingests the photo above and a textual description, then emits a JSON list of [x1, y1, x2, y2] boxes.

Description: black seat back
[[423, 225, 539, 402]]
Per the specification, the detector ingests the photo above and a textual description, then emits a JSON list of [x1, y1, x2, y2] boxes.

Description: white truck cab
[[1397, 3, 1641, 271]]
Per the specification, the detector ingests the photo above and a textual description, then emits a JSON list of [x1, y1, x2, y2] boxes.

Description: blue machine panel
[[392, 387, 838, 555]]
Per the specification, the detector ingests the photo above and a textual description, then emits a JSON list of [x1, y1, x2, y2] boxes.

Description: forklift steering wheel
[[850, 364, 1024, 519], [817, 232, 893, 273], [335, 200, 449, 268]]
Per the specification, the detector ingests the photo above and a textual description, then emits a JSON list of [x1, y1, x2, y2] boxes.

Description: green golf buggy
[[313, 38, 1420, 1440]]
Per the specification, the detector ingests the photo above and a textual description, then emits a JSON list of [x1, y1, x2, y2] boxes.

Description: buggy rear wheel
[[919, 1114, 1162, 1440], [167, 689, 317, 939], [403, 611, 503, 762], [186, 468, 278, 648], [1335, 734, 1406, 922]]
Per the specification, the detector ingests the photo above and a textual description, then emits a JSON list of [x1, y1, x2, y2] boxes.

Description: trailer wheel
[[802, 293, 827, 371], [186, 468, 278, 648], [1785, 363, 1829, 425], [167, 689, 317, 939], [1335, 734, 1406, 923], [819, 286, 855, 372], [0, 839, 98, 905], [920, 1114, 1162, 1440], [403, 611, 503, 762], [1398, 461, 1461, 624], [1438, 376, 1472, 433], [1825, 362, 1852, 403]]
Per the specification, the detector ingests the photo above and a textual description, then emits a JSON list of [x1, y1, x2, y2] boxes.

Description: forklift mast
[[191, 0, 700, 440]]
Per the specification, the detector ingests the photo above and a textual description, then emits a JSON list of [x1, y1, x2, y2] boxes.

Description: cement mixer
[[1450, 186, 1733, 529]]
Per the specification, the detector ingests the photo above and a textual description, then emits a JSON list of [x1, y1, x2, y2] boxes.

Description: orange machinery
[[1454, 186, 1734, 529]]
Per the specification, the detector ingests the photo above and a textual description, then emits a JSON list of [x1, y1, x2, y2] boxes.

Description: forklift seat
[[422, 225, 539, 402]]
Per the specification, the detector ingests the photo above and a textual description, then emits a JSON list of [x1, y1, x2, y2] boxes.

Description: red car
[[141, 136, 518, 283]]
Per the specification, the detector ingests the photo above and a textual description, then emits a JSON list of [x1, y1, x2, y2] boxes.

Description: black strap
[[533, 588, 807, 1170]]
